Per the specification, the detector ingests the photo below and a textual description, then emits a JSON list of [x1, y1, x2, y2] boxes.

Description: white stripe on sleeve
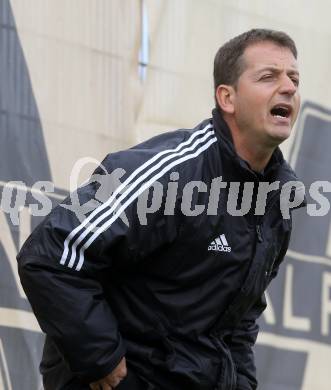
[[60, 123, 213, 266], [75, 136, 217, 271]]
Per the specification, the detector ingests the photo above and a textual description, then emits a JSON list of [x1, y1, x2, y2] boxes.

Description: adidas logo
[[208, 234, 231, 252]]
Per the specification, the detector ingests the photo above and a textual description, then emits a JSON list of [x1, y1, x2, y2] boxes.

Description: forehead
[[242, 41, 298, 71]]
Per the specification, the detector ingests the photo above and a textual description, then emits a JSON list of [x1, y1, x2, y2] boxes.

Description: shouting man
[[18, 29, 303, 389]]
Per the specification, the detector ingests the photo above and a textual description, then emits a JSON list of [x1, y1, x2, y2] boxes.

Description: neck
[[223, 115, 275, 172], [232, 137, 273, 172]]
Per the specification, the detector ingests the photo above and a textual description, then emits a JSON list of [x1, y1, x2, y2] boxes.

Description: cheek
[[237, 93, 260, 112], [293, 95, 301, 121], [247, 91, 269, 114], [235, 89, 268, 122], [296, 94, 301, 110]]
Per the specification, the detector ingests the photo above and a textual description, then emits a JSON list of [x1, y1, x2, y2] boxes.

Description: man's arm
[[17, 147, 179, 384], [18, 252, 127, 385]]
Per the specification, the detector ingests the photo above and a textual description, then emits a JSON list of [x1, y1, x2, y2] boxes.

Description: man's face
[[232, 41, 300, 147]]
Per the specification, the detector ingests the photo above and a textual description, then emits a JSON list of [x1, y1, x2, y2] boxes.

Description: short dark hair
[[213, 28, 297, 109]]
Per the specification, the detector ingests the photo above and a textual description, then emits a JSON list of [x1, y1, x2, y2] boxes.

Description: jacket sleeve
[[17, 144, 181, 383]]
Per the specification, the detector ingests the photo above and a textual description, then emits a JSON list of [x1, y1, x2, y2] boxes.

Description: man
[[18, 29, 303, 389]]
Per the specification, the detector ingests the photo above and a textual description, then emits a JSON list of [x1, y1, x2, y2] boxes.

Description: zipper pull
[[256, 225, 263, 242]]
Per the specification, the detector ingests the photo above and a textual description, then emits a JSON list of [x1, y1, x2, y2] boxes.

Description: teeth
[[270, 105, 291, 118]]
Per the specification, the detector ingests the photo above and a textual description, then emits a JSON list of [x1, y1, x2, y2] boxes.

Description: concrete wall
[[1, 1, 330, 389]]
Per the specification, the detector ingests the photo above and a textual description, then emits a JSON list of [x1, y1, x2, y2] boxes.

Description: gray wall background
[[1, 1, 330, 389]]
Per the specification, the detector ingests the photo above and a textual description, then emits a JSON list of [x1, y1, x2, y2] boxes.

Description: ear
[[215, 84, 235, 114]]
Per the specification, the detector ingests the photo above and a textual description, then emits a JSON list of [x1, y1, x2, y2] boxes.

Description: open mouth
[[270, 104, 292, 119]]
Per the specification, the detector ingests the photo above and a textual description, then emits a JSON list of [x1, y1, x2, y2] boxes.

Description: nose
[[279, 74, 297, 96]]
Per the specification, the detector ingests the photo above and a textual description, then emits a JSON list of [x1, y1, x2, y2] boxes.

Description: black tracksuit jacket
[[17, 109, 303, 390]]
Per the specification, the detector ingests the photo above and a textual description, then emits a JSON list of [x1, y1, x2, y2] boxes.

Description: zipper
[[256, 224, 263, 242], [265, 253, 277, 278], [255, 188, 282, 244], [255, 209, 264, 243], [258, 190, 283, 278]]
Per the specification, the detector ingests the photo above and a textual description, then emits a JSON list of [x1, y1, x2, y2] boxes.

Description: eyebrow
[[255, 66, 300, 76]]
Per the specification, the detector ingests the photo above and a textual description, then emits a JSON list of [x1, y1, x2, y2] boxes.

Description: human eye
[[291, 77, 299, 87], [260, 73, 274, 81]]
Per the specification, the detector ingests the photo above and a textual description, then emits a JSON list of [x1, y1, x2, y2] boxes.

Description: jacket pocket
[[155, 333, 223, 389]]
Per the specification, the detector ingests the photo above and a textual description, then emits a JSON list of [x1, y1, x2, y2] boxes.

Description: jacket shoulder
[[100, 119, 215, 176]]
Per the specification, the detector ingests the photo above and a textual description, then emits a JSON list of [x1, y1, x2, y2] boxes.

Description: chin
[[266, 132, 290, 148], [270, 126, 292, 143]]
